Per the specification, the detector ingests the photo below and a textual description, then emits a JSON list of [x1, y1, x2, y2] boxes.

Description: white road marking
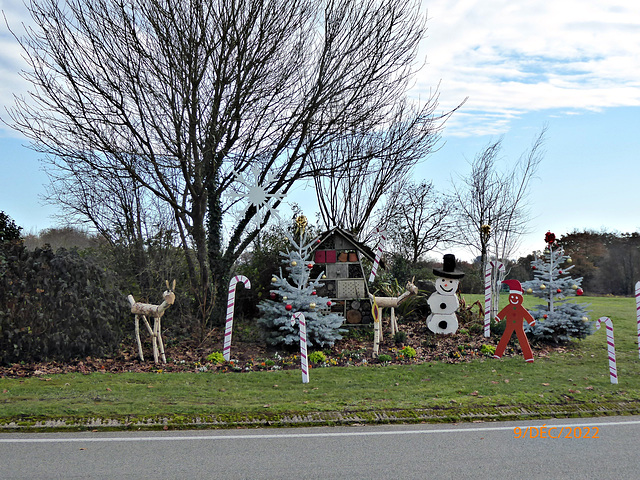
[[1, 418, 640, 443]]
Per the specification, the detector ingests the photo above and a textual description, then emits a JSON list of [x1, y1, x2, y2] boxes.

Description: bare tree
[[6, 0, 437, 334], [312, 97, 458, 240], [385, 180, 455, 263], [451, 127, 546, 313]]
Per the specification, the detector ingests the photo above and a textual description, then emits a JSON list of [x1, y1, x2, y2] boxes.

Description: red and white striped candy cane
[[484, 263, 492, 337], [596, 317, 618, 384], [490, 261, 505, 274], [368, 228, 387, 283], [635, 281, 640, 359], [223, 275, 251, 361], [291, 312, 309, 383]]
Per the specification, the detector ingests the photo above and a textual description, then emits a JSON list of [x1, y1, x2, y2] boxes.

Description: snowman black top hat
[[433, 254, 465, 279]]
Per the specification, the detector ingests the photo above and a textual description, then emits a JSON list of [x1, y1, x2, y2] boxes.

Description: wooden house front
[[311, 228, 376, 325]]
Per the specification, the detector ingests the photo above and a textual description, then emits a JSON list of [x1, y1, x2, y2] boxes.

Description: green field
[[1, 294, 639, 431]]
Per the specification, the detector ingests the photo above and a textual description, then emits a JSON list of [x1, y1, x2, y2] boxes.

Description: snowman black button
[[440, 302, 447, 310]]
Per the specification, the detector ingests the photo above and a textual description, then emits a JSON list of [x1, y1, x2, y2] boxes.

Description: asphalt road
[[1, 416, 638, 479]]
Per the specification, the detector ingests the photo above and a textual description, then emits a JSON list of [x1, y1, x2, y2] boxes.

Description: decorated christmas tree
[[522, 231, 593, 344], [258, 216, 345, 348]]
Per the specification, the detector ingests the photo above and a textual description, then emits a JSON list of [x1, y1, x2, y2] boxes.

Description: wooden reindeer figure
[[128, 280, 176, 364], [369, 277, 418, 348]]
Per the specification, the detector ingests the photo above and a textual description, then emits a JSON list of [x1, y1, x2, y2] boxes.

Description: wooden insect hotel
[[311, 227, 381, 325]]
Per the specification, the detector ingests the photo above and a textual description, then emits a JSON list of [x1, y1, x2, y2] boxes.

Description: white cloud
[[2, 1, 639, 139], [415, 0, 640, 135], [0, 2, 36, 137]]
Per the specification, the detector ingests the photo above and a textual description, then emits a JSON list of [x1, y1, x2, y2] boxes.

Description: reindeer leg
[[373, 318, 380, 356], [152, 318, 160, 364], [157, 317, 167, 364], [142, 315, 154, 336], [135, 315, 144, 362], [142, 315, 156, 364], [391, 308, 396, 337]]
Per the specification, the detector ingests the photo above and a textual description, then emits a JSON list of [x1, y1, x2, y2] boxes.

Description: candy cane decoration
[[484, 263, 492, 337], [223, 275, 251, 361], [491, 261, 505, 319], [635, 281, 640, 359], [291, 312, 309, 383], [368, 228, 387, 283], [490, 261, 505, 276], [596, 317, 618, 384]]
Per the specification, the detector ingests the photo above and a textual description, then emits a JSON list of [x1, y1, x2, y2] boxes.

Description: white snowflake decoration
[[229, 167, 286, 228]]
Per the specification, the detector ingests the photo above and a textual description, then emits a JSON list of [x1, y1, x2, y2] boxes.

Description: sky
[[1, 0, 639, 262]]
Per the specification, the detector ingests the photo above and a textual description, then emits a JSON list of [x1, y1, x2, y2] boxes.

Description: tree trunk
[[206, 172, 228, 331]]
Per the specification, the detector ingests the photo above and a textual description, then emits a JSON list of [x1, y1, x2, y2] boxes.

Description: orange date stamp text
[[514, 424, 600, 439]]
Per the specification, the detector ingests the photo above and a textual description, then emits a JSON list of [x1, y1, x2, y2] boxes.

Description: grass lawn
[[1, 294, 639, 431]]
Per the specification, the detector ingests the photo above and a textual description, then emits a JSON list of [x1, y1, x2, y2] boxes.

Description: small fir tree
[[522, 231, 593, 344], [258, 217, 344, 348]]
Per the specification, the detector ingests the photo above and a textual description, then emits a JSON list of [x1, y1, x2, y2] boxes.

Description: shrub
[[377, 354, 393, 363], [0, 243, 128, 364], [480, 344, 496, 357], [206, 351, 226, 364], [490, 318, 507, 337], [393, 330, 407, 345], [399, 346, 416, 358], [308, 351, 327, 364]]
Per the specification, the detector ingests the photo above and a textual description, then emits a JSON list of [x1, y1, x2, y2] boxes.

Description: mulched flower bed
[[0, 317, 558, 378]]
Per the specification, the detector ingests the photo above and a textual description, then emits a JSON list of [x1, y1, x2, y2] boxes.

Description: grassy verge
[[2, 295, 639, 431]]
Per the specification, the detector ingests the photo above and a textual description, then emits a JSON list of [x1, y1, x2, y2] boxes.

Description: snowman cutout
[[427, 254, 465, 334]]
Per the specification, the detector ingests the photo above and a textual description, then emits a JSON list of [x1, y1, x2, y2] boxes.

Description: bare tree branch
[[385, 180, 456, 263], [6, 0, 442, 332], [450, 127, 546, 314], [311, 95, 462, 239]]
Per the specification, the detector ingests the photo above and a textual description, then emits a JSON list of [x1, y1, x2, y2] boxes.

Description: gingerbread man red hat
[[502, 279, 523, 295]]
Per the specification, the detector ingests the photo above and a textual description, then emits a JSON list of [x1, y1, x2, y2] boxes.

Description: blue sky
[[1, 1, 639, 261]]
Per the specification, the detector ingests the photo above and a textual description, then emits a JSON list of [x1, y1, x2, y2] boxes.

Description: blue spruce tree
[[522, 231, 594, 344], [258, 217, 344, 348]]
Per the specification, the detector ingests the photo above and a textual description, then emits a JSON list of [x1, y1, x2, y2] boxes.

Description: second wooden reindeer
[[128, 280, 176, 364], [369, 278, 418, 354]]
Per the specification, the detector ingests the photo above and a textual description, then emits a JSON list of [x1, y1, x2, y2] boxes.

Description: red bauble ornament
[[576, 288, 584, 296], [556, 288, 562, 293], [269, 292, 276, 299], [559, 270, 563, 274], [285, 304, 292, 311], [532, 266, 536, 270], [544, 231, 556, 245], [326, 301, 332, 307], [543, 314, 548, 319], [307, 263, 314, 269], [311, 291, 316, 295]]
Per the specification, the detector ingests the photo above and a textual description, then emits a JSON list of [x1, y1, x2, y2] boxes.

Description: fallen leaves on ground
[[0, 318, 561, 379]]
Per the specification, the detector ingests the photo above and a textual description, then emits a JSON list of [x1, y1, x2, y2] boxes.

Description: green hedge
[[0, 242, 128, 364]]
